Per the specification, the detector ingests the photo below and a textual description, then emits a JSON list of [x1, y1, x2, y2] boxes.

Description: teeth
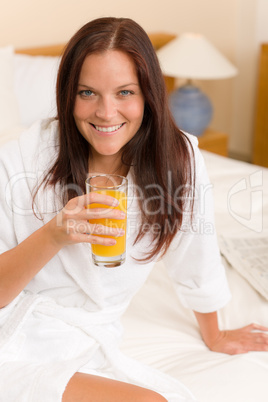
[[94, 124, 123, 133]]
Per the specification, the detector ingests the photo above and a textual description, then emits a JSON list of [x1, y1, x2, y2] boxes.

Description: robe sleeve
[[0, 140, 20, 254], [162, 136, 231, 313]]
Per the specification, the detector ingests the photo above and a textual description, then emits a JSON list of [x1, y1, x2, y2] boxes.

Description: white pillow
[[0, 46, 20, 134], [13, 54, 60, 127], [0, 126, 25, 148]]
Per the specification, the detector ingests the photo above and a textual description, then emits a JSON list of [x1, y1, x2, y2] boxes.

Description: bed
[[0, 35, 267, 402]]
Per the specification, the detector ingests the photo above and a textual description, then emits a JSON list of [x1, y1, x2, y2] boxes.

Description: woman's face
[[73, 50, 145, 168]]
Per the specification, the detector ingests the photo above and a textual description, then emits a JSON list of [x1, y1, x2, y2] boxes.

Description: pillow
[[0, 126, 25, 148], [13, 54, 60, 127], [0, 46, 20, 134]]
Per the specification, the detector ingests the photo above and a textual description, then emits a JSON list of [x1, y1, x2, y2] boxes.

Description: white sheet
[[122, 151, 268, 402]]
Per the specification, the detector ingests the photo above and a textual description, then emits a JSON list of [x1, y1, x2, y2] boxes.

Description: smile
[[92, 123, 124, 133]]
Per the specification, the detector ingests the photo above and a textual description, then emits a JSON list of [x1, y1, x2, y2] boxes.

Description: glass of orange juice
[[85, 174, 128, 267]]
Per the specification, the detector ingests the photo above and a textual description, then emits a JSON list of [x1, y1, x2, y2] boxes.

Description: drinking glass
[[85, 174, 128, 267]]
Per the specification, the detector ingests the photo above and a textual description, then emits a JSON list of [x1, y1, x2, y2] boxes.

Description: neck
[[88, 153, 128, 177]]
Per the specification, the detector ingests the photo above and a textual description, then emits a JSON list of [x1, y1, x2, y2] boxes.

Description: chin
[[95, 146, 122, 158]]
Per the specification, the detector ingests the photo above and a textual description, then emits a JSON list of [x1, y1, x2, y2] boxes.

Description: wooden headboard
[[253, 44, 268, 167], [15, 32, 177, 93]]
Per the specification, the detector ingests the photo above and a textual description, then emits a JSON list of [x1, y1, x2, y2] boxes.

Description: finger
[[240, 332, 268, 352], [244, 323, 268, 333], [63, 193, 120, 214], [66, 220, 125, 237], [251, 323, 268, 332], [70, 232, 118, 246], [90, 234, 117, 246], [89, 223, 125, 237], [84, 207, 126, 220], [251, 332, 268, 344], [84, 192, 120, 207], [244, 342, 268, 352]]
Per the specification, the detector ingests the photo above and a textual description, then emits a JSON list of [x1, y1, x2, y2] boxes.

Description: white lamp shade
[[157, 33, 238, 80]]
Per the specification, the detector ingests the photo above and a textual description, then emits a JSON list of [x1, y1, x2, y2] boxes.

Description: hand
[[207, 323, 268, 355], [47, 193, 125, 248]]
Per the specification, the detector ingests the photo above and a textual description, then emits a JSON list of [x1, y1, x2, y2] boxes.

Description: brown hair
[[41, 17, 195, 261]]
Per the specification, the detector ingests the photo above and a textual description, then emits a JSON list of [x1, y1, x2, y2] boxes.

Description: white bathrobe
[[0, 119, 231, 402]]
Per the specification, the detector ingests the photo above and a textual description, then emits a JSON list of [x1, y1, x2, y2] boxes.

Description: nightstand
[[198, 128, 228, 156]]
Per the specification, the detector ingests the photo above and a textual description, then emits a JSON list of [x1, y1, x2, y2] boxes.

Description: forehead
[[79, 50, 138, 83]]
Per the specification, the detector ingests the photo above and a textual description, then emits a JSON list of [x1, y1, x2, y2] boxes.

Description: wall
[[0, 0, 265, 160], [230, 0, 258, 160], [256, 0, 268, 42]]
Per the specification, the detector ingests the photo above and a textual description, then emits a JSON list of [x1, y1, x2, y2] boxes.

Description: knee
[[152, 394, 167, 402], [141, 390, 168, 402], [153, 394, 167, 402]]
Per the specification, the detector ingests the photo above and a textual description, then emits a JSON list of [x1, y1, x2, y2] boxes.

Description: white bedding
[[0, 46, 267, 401], [122, 152, 268, 402]]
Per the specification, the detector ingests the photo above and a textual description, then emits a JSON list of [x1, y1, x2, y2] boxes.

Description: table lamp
[[156, 33, 238, 136]]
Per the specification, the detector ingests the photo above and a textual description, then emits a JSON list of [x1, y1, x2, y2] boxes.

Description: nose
[[95, 96, 117, 121]]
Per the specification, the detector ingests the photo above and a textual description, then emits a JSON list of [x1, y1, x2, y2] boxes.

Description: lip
[[90, 123, 125, 136]]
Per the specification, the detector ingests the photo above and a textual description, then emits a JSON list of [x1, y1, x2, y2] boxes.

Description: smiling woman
[[49, 16, 195, 261], [73, 50, 145, 173]]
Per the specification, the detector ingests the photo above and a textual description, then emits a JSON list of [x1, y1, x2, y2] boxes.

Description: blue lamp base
[[169, 84, 213, 137]]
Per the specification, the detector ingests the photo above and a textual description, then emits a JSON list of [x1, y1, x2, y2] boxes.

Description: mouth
[[91, 123, 125, 133]]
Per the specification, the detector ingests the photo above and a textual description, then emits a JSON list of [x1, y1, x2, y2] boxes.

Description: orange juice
[[89, 190, 127, 257]]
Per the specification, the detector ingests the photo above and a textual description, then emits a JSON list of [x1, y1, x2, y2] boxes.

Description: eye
[[78, 89, 94, 98], [119, 90, 134, 96]]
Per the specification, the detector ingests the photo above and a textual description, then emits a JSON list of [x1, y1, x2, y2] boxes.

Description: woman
[[0, 17, 267, 402]]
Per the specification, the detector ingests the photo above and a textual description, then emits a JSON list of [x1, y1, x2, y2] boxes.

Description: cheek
[[73, 99, 92, 120], [125, 100, 144, 124]]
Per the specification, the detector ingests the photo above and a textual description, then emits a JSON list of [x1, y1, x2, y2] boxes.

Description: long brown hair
[[41, 17, 195, 261]]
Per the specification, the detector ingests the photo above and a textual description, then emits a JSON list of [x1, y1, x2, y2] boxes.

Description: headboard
[[253, 43, 268, 167], [15, 32, 177, 93]]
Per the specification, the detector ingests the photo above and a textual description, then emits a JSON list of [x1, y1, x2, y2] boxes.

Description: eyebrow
[[77, 83, 140, 90]]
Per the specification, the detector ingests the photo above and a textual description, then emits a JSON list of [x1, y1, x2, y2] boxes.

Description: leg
[[62, 372, 167, 402]]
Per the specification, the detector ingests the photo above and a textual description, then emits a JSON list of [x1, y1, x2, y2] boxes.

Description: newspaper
[[219, 234, 268, 300]]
